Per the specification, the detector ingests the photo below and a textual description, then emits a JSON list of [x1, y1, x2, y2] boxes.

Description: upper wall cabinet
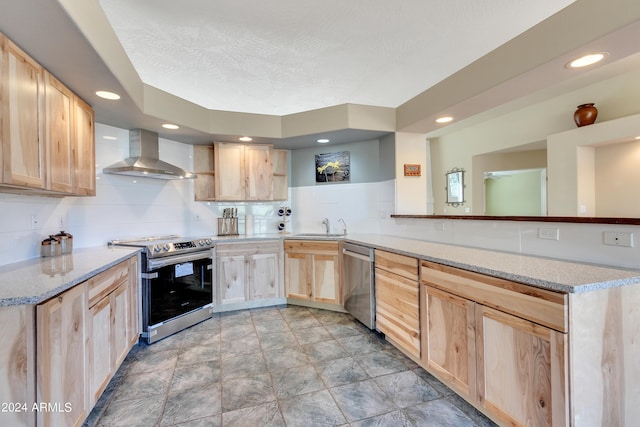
[[1, 36, 46, 190], [194, 142, 288, 202], [0, 33, 95, 197]]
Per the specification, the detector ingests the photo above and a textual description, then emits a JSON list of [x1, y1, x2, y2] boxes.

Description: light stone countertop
[[3, 232, 639, 306], [0, 246, 141, 306], [344, 233, 640, 294]]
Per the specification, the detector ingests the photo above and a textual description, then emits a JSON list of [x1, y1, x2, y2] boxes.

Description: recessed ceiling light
[[317, 138, 330, 143], [102, 135, 117, 140], [567, 52, 607, 68], [635, 136, 640, 140], [162, 124, 179, 130], [239, 136, 253, 142], [435, 116, 453, 124], [95, 90, 120, 100]]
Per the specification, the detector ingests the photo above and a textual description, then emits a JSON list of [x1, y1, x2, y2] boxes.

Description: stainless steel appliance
[[109, 235, 215, 343], [342, 242, 375, 329]]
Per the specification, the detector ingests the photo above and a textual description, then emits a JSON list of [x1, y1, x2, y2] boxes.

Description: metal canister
[[54, 231, 73, 254], [41, 236, 61, 257]]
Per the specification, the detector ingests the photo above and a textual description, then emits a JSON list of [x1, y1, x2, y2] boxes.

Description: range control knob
[[205, 239, 212, 245], [198, 240, 205, 246], [152, 245, 161, 253], [163, 244, 171, 252]]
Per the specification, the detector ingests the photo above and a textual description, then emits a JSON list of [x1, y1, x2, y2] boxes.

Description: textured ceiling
[[97, 0, 574, 116]]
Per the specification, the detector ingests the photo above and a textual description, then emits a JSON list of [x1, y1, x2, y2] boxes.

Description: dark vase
[[574, 103, 598, 127]]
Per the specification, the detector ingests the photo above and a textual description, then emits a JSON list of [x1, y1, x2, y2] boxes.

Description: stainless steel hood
[[103, 129, 197, 180]]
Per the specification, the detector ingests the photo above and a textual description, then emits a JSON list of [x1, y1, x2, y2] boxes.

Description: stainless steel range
[[109, 235, 215, 343]]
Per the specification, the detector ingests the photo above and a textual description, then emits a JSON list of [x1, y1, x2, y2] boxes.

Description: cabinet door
[[375, 267, 420, 358], [88, 294, 111, 408], [111, 284, 129, 370], [45, 72, 74, 193], [245, 144, 273, 200], [2, 39, 45, 189], [422, 285, 476, 400], [284, 252, 312, 300], [217, 255, 248, 304], [214, 143, 245, 200], [476, 305, 567, 427], [37, 284, 88, 427], [250, 252, 279, 299], [73, 96, 95, 196], [312, 254, 339, 303]]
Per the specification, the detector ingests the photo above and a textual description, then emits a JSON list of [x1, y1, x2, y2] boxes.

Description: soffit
[[97, 0, 573, 116]]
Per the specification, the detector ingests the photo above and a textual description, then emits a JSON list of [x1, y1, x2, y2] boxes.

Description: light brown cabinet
[[193, 143, 287, 201], [0, 33, 95, 197], [1, 36, 46, 190], [420, 260, 568, 427], [73, 96, 96, 196], [284, 240, 341, 305], [214, 142, 272, 201], [36, 283, 89, 427], [216, 240, 282, 305], [374, 249, 420, 359], [45, 72, 74, 193], [86, 260, 133, 407], [36, 257, 139, 427]]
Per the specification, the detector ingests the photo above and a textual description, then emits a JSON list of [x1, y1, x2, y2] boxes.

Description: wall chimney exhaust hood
[[103, 129, 196, 180]]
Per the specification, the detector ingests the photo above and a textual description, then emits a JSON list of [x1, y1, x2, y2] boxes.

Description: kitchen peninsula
[[1, 233, 639, 426]]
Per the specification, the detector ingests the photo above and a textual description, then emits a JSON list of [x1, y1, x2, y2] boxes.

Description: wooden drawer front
[[421, 261, 567, 333], [284, 240, 339, 255], [217, 240, 280, 257], [375, 267, 420, 358], [87, 260, 129, 307], [375, 250, 418, 281]]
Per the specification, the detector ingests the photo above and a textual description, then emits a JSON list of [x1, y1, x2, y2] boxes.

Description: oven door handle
[[147, 251, 213, 271]]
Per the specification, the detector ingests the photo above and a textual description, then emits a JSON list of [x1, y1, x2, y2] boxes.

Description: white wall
[[2, 123, 639, 270], [0, 123, 289, 264]]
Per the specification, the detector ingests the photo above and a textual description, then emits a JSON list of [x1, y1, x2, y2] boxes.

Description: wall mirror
[[446, 168, 465, 206]]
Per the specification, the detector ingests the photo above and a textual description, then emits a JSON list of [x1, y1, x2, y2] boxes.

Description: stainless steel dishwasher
[[342, 242, 375, 329]]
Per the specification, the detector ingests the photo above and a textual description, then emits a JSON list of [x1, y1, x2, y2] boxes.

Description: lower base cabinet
[[374, 250, 420, 359], [36, 284, 88, 427], [421, 260, 569, 427], [216, 240, 282, 305], [284, 240, 341, 305], [36, 256, 139, 427]]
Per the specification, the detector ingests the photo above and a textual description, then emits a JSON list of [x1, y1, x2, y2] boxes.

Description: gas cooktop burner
[[109, 235, 215, 258]]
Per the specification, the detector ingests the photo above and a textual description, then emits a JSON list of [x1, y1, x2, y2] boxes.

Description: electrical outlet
[[538, 227, 559, 240], [31, 215, 40, 230], [603, 232, 634, 247]]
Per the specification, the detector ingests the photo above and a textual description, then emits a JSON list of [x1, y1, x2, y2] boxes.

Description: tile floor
[[84, 305, 497, 427]]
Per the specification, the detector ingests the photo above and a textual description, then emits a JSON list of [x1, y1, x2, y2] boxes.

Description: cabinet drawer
[[217, 240, 280, 257], [375, 267, 420, 358], [284, 240, 339, 255], [421, 261, 567, 332], [87, 260, 129, 307], [375, 250, 418, 281]]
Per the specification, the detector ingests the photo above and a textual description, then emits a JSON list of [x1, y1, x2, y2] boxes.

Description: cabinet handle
[[58, 296, 63, 303]]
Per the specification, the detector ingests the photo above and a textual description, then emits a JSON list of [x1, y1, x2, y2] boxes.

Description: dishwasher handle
[[343, 244, 374, 262]]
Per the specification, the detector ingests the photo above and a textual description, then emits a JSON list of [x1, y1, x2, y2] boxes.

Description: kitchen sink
[[293, 233, 346, 237]]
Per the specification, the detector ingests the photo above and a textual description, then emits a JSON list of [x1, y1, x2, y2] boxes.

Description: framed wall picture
[[404, 164, 421, 176], [315, 151, 350, 183]]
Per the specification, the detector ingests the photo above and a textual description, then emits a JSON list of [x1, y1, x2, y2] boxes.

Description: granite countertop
[[0, 246, 141, 306], [345, 233, 640, 294]]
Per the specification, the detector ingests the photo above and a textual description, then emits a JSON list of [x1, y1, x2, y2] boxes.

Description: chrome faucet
[[322, 218, 330, 234], [338, 218, 347, 235]]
